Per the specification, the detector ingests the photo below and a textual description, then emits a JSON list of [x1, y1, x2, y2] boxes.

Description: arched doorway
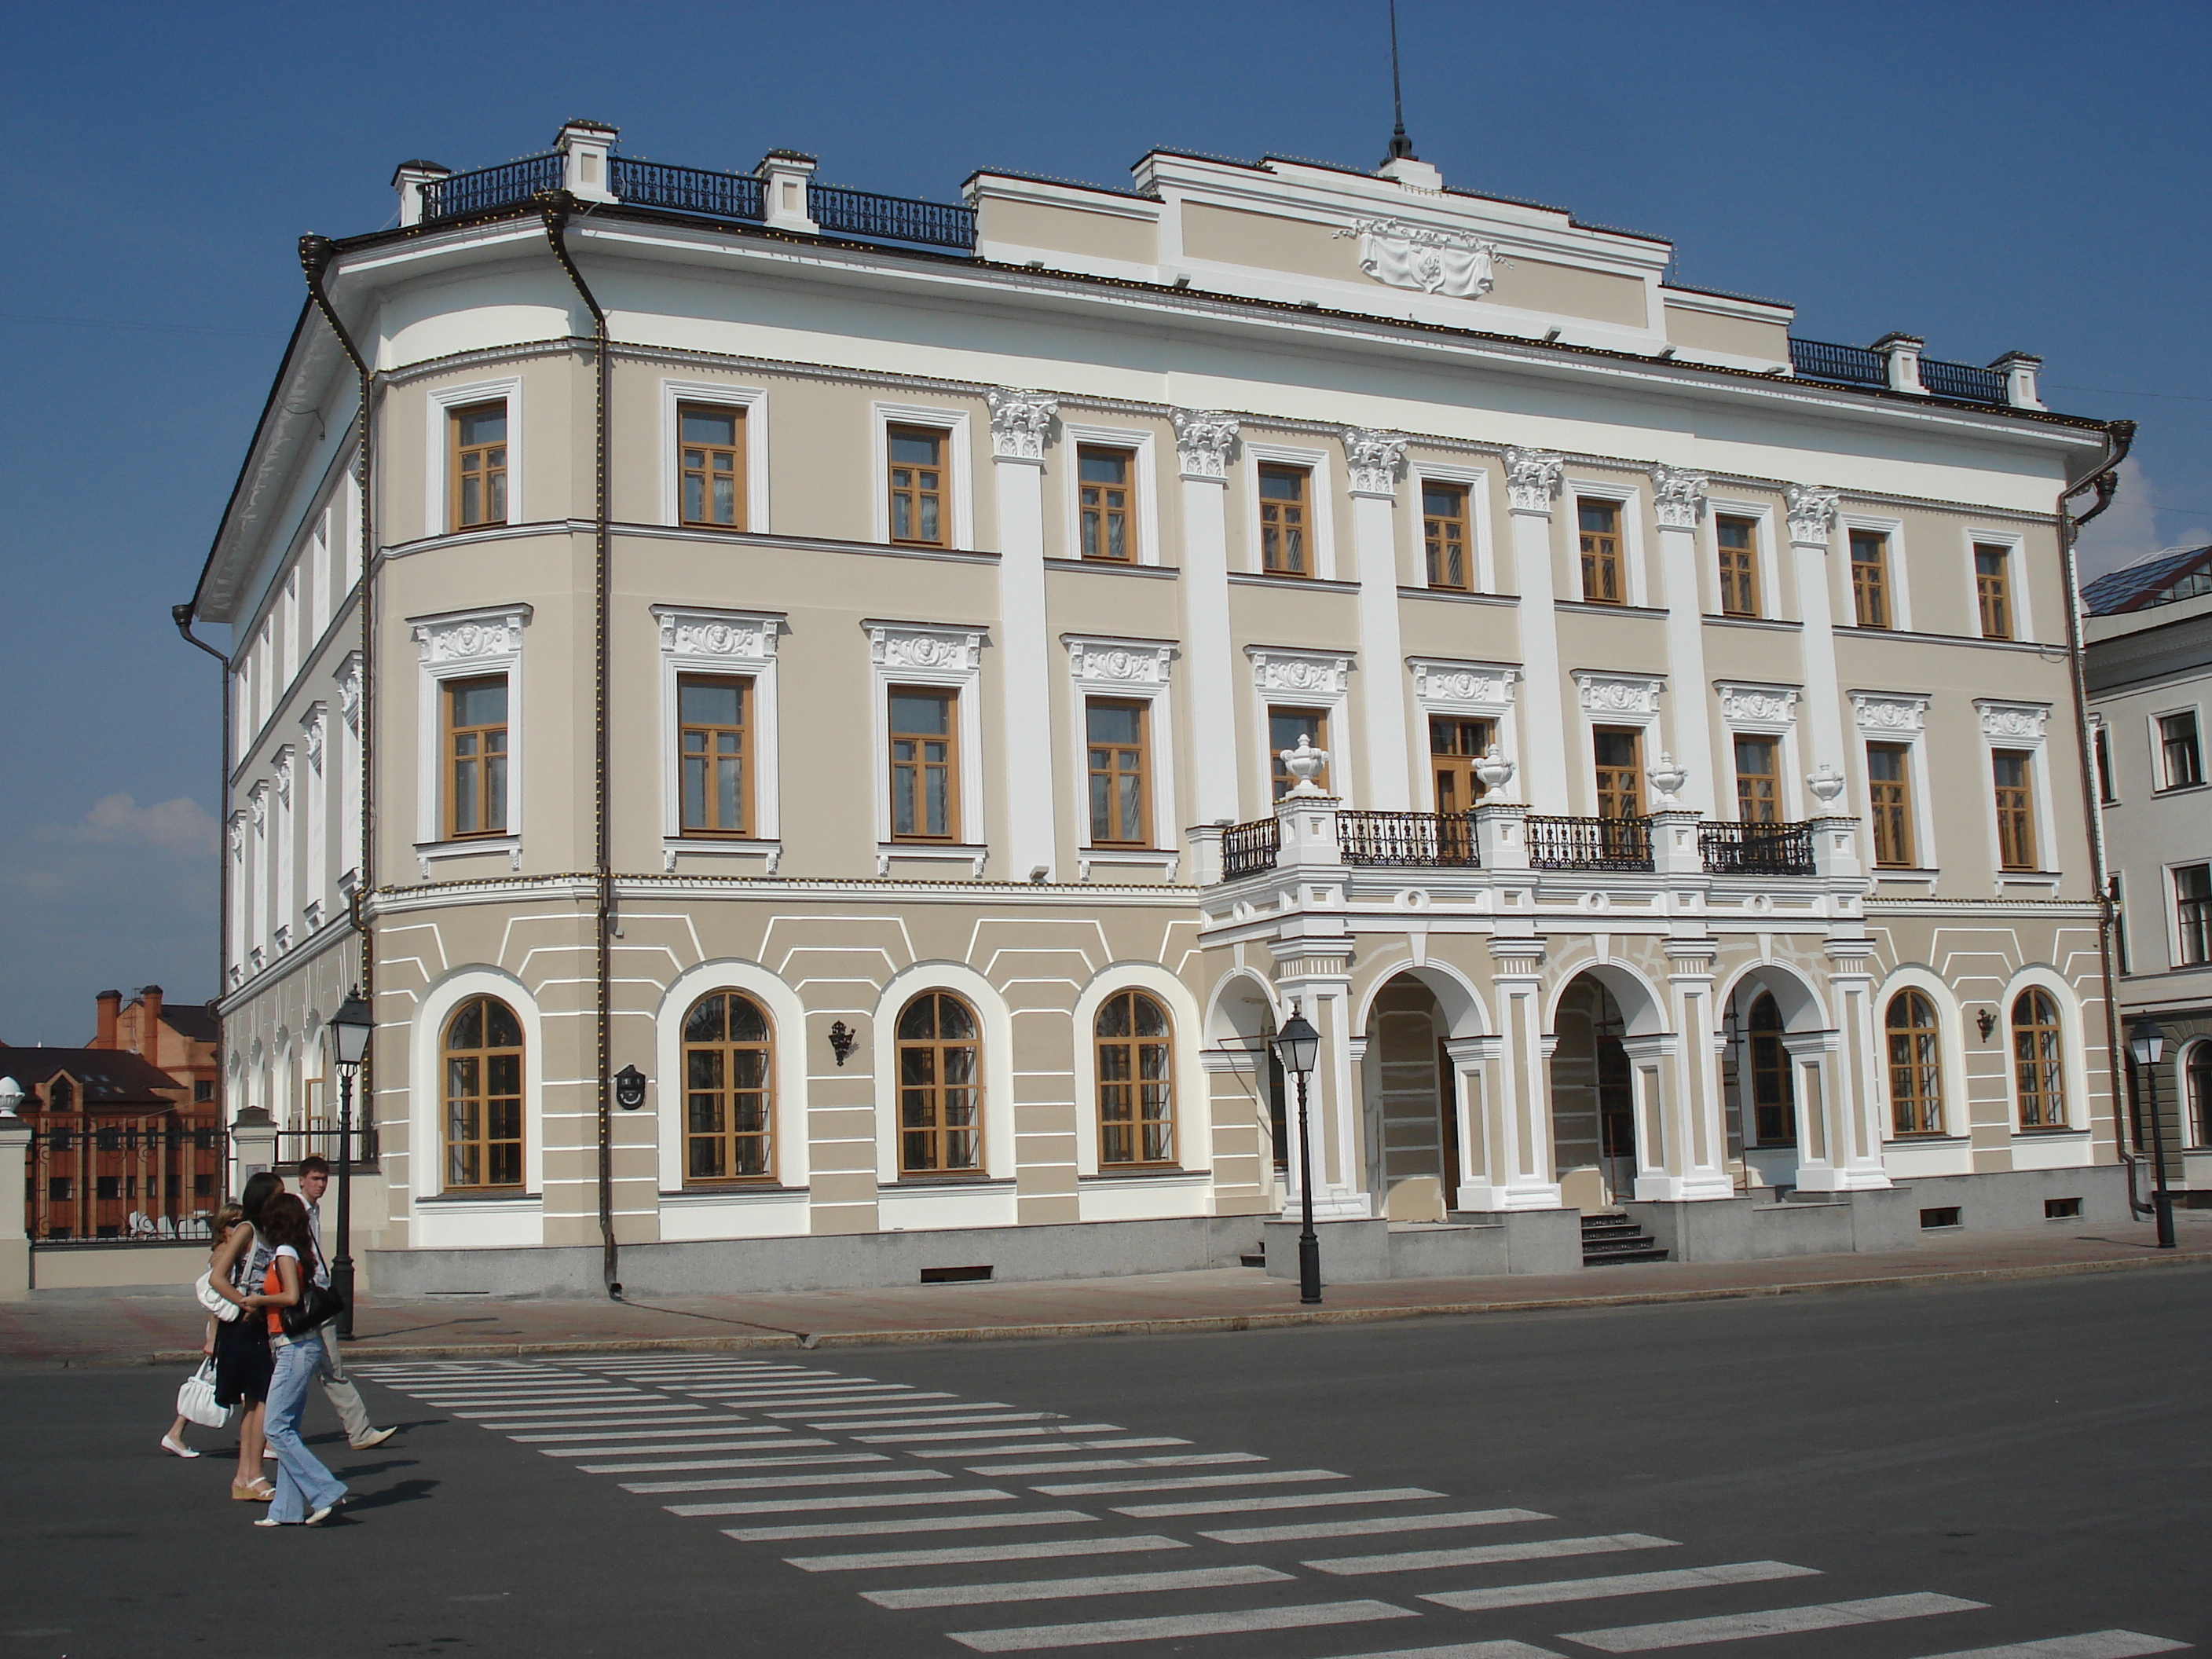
[[1362, 973, 1460, 1221], [1207, 973, 1287, 1201], [1551, 976, 1638, 1208], [1720, 966, 1825, 1192]]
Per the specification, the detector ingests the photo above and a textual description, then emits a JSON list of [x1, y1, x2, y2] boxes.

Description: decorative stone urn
[[1279, 735, 1330, 798], [1474, 744, 1516, 799], [1646, 752, 1689, 808], [1806, 763, 1846, 807]]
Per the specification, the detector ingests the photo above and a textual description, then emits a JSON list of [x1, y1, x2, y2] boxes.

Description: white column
[[1345, 429, 1412, 810], [1809, 940, 1892, 1190], [338, 654, 363, 888], [988, 390, 1060, 881], [225, 813, 248, 989], [1173, 411, 1241, 825], [272, 748, 296, 950], [1474, 934, 1562, 1209], [301, 705, 328, 928], [1505, 451, 1569, 812], [1637, 943, 1733, 1200], [248, 782, 270, 966], [1788, 488, 1850, 796], [1445, 1035, 1503, 1214], [1653, 467, 1716, 815]]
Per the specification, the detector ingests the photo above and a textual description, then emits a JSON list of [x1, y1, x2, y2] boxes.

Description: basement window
[[919, 1265, 993, 1285], [1919, 1206, 1963, 1230], [2044, 1196, 2082, 1220]]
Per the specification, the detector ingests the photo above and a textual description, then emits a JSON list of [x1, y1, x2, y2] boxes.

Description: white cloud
[[38, 793, 219, 856], [2074, 456, 2212, 584]]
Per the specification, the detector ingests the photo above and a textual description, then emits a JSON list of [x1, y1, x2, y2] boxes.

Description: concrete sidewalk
[[5, 1211, 2206, 1369]]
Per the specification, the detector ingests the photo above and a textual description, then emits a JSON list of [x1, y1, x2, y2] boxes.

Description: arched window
[[683, 991, 774, 1183], [443, 995, 524, 1189], [2185, 1041, 2212, 1148], [1747, 994, 1796, 1147], [2012, 987, 2066, 1129], [1885, 990, 1944, 1136], [1097, 990, 1174, 1166], [897, 993, 981, 1174]]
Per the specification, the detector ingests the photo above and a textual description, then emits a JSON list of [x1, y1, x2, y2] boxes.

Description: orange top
[[262, 1246, 298, 1337]]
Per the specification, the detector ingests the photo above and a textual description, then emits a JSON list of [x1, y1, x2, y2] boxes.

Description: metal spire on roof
[[1386, 0, 1415, 163]]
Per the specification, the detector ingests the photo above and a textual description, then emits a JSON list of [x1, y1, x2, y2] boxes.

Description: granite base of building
[[1261, 1210, 1583, 1282]]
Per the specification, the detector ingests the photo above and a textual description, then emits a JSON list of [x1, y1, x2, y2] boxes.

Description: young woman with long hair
[[240, 1193, 348, 1526], [206, 1171, 281, 1500], [160, 1201, 247, 1459]]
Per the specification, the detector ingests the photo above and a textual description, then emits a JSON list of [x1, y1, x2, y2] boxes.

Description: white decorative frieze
[[411, 606, 530, 666], [1342, 428, 1408, 497], [869, 622, 985, 674], [1170, 408, 1240, 481], [1504, 449, 1564, 514], [1335, 218, 1506, 298], [301, 704, 327, 771], [1715, 680, 1800, 731], [337, 653, 362, 736], [1786, 485, 1840, 546], [272, 745, 295, 806], [1410, 658, 1519, 712], [228, 812, 247, 857], [987, 387, 1057, 461], [1975, 699, 2050, 742], [1065, 635, 1173, 687], [656, 607, 781, 665], [1573, 670, 1664, 716], [249, 781, 269, 829], [1652, 465, 1709, 530], [1248, 646, 1353, 697], [1851, 690, 1928, 734]]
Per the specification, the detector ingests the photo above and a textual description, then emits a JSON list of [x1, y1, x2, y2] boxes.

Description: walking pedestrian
[[241, 1193, 348, 1527], [293, 1155, 394, 1451], [160, 1199, 247, 1459], [207, 1172, 282, 1501]]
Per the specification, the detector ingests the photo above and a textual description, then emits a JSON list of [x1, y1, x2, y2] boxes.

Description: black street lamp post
[[2129, 1016, 2176, 1251], [1273, 1004, 1323, 1306], [326, 992, 374, 1337]]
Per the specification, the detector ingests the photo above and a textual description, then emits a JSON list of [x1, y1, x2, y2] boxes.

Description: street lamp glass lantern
[[2128, 1017, 2164, 1069], [329, 994, 374, 1071], [1273, 1008, 1320, 1077]]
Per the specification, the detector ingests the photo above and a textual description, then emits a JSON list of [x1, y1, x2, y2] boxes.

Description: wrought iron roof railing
[[1337, 811, 1481, 868], [1915, 357, 2008, 404], [1788, 337, 1888, 388], [421, 152, 564, 220], [610, 157, 764, 222], [1526, 814, 1655, 873], [1221, 817, 1280, 880], [1698, 819, 1816, 877], [808, 182, 976, 250]]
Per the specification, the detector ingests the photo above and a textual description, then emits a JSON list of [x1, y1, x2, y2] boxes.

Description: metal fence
[[808, 183, 977, 249], [610, 158, 764, 222], [1788, 338, 1889, 388], [1699, 819, 1816, 876], [422, 152, 564, 220], [1221, 817, 1281, 879], [1916, 357, 2008, 404], [1525, 815, 1655, 872], [1337, 811, 1481, 867], [26, 1121, 227, 1243], [274, 1122, 380, 1174]]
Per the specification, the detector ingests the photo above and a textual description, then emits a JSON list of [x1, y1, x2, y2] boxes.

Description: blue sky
[[1, 0, 2206, 1042]]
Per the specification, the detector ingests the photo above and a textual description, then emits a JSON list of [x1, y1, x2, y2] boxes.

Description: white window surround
[[1064, 635, 1180, 880], [1408, 657, 1520, 812], [1973, 698, 2056, 881], [2165, 859, 2212, 972], [1242, 440, 1339, 580], [408, 966, 548, 1208], [1999, 966, 2089, 1136], [651, 958, 811, 1203], [410, 604, 530, 873], [423, 377, 523, 540], [1705, 498, 1782, 621], [868, 620, 989, 875], [661, 379, 771, 533], [1572, 671, 1667, 816], [2149, 700, 2207, 793], [1060, 421, 1163, 566], [1070, 963, 1211, 1179], [1715, 681, 1806, 822], [1850, 690, 1937, 872], [1961, 525, 2032, 642], [1840, 511, 1911, 632], [1248, 646, 1355, 809], [2181, 1037, 2212, 1147], [1408, 462, 1496, 593], [1871, 966, 1969, 1141], [1564, 478, 1650, 609], [653, 606, 784, 872], [871, 401, 976, 551], [870, 960, 1018, 1185]]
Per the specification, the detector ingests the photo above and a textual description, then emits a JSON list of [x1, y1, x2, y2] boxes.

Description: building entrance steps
[[1580, 1213, 1668, 1265]]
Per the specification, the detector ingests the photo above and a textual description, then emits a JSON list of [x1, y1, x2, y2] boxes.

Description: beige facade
[[192, 126, 2128, 1291]]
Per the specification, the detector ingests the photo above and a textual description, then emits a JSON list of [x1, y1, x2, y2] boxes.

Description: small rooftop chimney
[[555, 120, 618, 204], [137, 985, 164, 1057], [93, 990, 120, 1050], [392, 159, 449, 229]]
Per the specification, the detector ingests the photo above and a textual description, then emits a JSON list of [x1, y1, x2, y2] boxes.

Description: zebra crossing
[[350, 1353, 2190, 1659]]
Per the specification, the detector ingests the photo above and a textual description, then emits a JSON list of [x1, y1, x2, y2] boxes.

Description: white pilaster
[[1653, 466, 1716, 815], [1807, 939, 1893, 1191], [337, 653, 363, 890], [1505, 451, 1569, 812], [1787, 487, 1848, 791], [757, 150, 819, 233], [987, 390, 1059, 881], [1469, 933, 1562, 1209], [300, 705, 328, 928], [1174, 410, 1241, 824], [1345, 429, 1412, 809], [1445, 1035, 1503, 1214], [1634, 943, 1733, 1201], [555, 120, 618, 204]]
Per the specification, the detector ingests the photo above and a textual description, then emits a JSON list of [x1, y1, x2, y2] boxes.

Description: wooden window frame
[[2175, 862, 2212, 969], [1269, 705, 1331, 800], [1884, 989, 1945, 1136], [896, 992, 984, 1176], [1423, 482, 1473, 592], [441, 994, 525, 1192], [2011, 988, 2067, 1129], [1973, 542, 2012, 639], [1716, 515, 1760, 618], [1086, 698, 1152, 849], [1991, 747, 2038, 871], [1429, 715, 1496, 816], [449, 401, 509, 533], [887, 424, 951, 548], [1746, 993, 1796, 1147], [1077, 445, 1137, 563], [1734, 734, 1782, 824], [1258, 463, 1314, 578], [1577, 497, 1624, 606], [1866, 741, 1915, 868], [888, 686, 961, 843], [1096, 988, 1176, 1167], [2158, 711, 2203, 790], [1593, 724, 1645, 819], [676, 672, 752, 839], [680, 990, 775, 1185], [677, 402, 747, 532], [443, 674, 509, 841], [1849, 529, 1892, 629]]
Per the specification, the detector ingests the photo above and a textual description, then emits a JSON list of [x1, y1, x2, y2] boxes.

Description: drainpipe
[[542, 191, 621, 1299], [170, 604, 229, 1143], [2056, 419, 2140, 1213]]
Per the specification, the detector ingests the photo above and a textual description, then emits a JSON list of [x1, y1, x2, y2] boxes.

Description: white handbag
[[195, 1271, 242, 1322], [176, 1359, 232, 1429]]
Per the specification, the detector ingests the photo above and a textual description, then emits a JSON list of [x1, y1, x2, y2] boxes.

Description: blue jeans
[[265, 1332, 349, 1523]]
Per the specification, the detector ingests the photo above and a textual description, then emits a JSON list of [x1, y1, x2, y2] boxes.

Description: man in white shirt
[[296, 1157, 395, 1450]]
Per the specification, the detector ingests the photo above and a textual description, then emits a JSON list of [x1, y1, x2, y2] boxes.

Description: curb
[[29, 1247, 2211, 1371]]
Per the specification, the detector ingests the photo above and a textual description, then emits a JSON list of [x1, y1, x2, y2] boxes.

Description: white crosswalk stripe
[[862, 1562, 1291, 1610], [1115, 1486, 1445, 1518], [1899, 1636, 2189, 1659], [786, 1534, 1188, 1573], [623, 1467, 950, 1495], [965, 1453, 1262, 1476], [664, 1489, 1018, 1518], [915, 1437, 1190, 1458], [1202, 1507, 1552, 1544], [1562, 1592, 1990, 1653], [723, 1511, 1098, 1543], [1034, 1468, 1346, 1496], [945, 1599, 1420, 1652], [578, 1451, 884, 1475], [1423, 1562, 1821, 1612], [1306, 1533, 1680, 1577]]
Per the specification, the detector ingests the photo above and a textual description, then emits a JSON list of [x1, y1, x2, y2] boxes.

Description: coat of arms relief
[[1335, 218, 1511, 299]]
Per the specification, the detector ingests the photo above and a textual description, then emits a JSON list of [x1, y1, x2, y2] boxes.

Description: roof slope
[[2083, 545, 2212, 614], [0, 1046, 187, 1104]]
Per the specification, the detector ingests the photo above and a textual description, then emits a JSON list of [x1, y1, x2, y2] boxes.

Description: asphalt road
[[2, 1266, 2206, 1659]]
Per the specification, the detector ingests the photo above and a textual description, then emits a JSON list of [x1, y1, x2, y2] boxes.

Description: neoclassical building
[[188, 121, 2131, 1293]]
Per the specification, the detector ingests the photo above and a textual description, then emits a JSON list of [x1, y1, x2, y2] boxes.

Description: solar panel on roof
[[2082, 544, 2212, 613]]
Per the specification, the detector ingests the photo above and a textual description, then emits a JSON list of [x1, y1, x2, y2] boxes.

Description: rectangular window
[[888, 688, 958, 840], [1430, 716, 1496, 815], [1850, 530, 1890, 628], [1258, 465, 1312, 577], [678, 674, 750, 837], [194, 1079, 214, 1102], [1992, 749, 2037, 870], [450, 403, 508, 531], [679, 404, 745, 530], [1716, 516, 1760, 617], [2177, 862, 2212, 967], [1078, 447, 1135, 562], [1269, 706, 1329, 800], [2113, 872, 2132, 976], [1866, 742, 1914, 867], [445, 676, 509, 839], [2159, 711, 2203, 789], [1423, 483, 1471, 591], [888, 427, 948, 548], [1594, 727, 1643, 819], [1734, 735, 1781, 823], [1974, 543, 2012, 639], [2094, 724, 2116, 803], [1578, 499, 1624, 605], [1086, 698, 1151, 847]]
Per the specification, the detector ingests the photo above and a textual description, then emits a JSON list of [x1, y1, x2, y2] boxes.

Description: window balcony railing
[[1526, 814, 1654, 872], [1221, 816, 1280, 879], [1337, 811, 1480, 867], [1699, 819, 1817, 877]]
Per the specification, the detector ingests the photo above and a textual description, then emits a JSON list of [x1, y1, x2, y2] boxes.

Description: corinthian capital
[[1503, 449, 1564, 514], [987, 387, 1057, 461], [1170, 408, 1240, 480], [1342, 427, 1408, 497], [1786, 484, 1840, 546], [1651, 464, 1708, 529]]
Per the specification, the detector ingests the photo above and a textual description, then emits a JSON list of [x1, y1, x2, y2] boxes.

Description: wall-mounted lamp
[[613, 1064, 647, 1110], [1976, 1008, 1996, 1043], [827, 1020, 857, 1068]]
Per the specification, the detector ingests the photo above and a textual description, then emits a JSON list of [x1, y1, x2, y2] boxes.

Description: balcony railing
[[1221, 816, 1281, 879], [610, 157, 764, 222], [1338, 811, 1480, 867], [1916, 357, 2008, 403], [808, 182, 977, 249], [1699, 819, 1816, 877], [422, 152, 564, 219], [1526, 815, 1654, 872], [1790, 338, 2009, 405]]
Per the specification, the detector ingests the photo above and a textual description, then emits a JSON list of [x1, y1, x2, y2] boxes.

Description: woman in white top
[[238, 1193, 348, 1526]]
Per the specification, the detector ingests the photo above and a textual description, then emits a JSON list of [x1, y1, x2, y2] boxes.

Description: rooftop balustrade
[[1789, 337, 2023, 407]]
